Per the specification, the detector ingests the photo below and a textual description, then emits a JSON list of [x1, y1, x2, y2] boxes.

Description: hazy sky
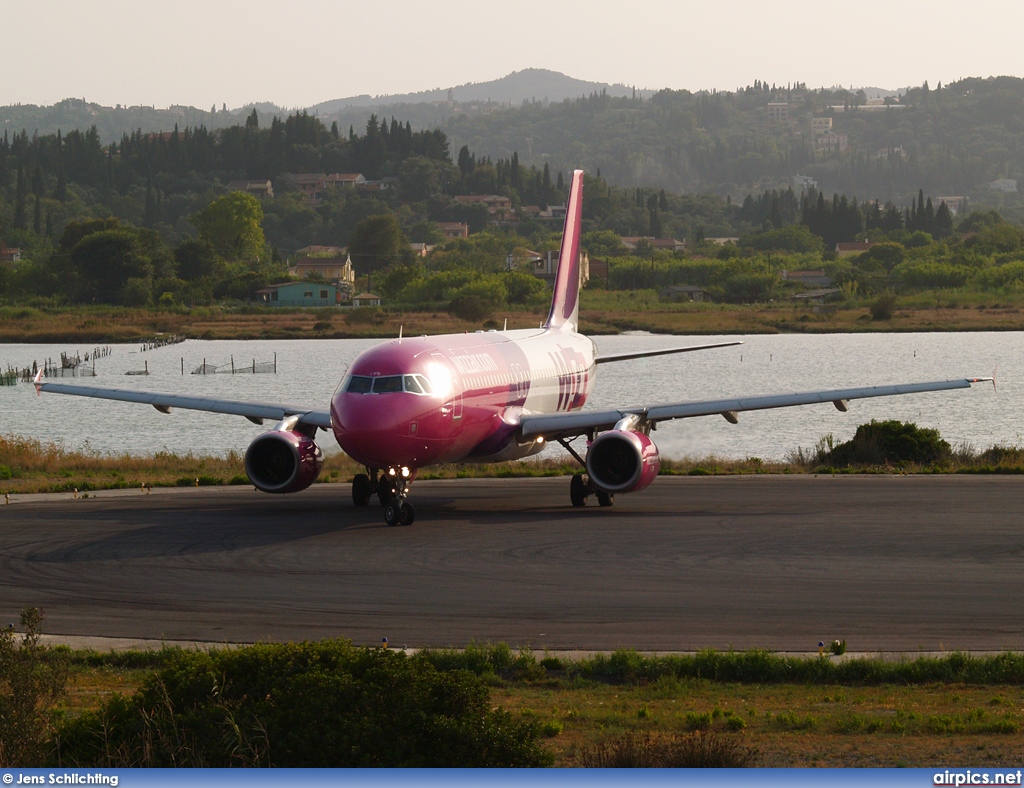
[[4, 0, 1021, 109]]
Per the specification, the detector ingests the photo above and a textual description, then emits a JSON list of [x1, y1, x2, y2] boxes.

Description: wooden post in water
[[274, 353, 277, 373], [231, 356, 235, 374]]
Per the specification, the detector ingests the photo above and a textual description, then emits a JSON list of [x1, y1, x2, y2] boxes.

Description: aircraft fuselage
[[331, 328, 596, 470]]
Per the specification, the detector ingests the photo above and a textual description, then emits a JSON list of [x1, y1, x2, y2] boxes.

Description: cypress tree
[[55, 162, 67, 202], [13, 161, 27, 230], [32, 164, 45, 197], [33, 195, 41, 234]]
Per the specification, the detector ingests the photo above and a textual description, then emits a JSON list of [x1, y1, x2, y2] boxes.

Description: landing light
[[537, 437, 545, 445], [388, 468, 397, 476], [401, 467, 410, 478]]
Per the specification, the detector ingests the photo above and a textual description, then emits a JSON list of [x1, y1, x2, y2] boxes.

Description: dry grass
[[2, 300, 1024, 342], [4, 434, 1024, 495]]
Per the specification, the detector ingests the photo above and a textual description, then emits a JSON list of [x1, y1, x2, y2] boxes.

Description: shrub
[[870, 293, 897, 320], [821, 420, 951, 467], [579, 731, 757, 768], [830, 639, 847, 655], [448, 294, 495, 322], [54, 640, 551, 767], [0, 609, 69, 767]]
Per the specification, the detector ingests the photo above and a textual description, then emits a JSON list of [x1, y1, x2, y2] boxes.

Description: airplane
[[36, 170, 992, 526]]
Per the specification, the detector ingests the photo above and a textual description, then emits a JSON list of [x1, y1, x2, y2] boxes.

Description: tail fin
[[544, 169, 584, 332]]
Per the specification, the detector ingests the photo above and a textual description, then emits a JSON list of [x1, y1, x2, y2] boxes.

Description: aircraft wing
[[34, 380, 332, 430], [595, 340, 742, 364], [518, 378, 991, 441]]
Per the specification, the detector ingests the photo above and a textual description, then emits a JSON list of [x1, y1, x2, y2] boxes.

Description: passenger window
[[372, 376, 403, 393], [404, 375, 423, 394], [346, 376, 373, 393]]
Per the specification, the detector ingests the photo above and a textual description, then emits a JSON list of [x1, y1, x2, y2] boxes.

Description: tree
[[13, 162, 26, 231], [174, 238, 221, 281], [70, 228, 153, 303], [348, 214, 411, 279], [190, 192, 266, 262]]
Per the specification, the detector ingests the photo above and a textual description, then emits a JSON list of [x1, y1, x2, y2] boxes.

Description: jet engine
[[585, 429, 661, 494], [244, 430, 323, 494]]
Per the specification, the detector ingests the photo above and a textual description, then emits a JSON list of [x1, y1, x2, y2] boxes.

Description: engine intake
[[586, 429, 661, 493], [245, 430, 323, 494]]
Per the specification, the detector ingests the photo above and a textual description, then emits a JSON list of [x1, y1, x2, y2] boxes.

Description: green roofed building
[[257, 282, 345, 307]]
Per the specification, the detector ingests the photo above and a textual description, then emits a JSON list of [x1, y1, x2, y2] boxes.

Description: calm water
[[0, 333, 1014, 461]]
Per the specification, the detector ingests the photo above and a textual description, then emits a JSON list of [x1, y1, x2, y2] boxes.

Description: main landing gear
[[570, 473, 614, 508], [352, 467, 416, 526], [558, 438, 613, 509]]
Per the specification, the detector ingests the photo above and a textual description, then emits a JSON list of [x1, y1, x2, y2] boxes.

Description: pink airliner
[[37, 171, 991, 526]]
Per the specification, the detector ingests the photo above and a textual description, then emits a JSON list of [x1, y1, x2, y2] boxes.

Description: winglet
[[544, 169, 584, 332], [33, 369, 43, 396]]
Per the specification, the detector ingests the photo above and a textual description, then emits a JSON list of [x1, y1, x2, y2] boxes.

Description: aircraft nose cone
[[331, 392, 433, 468]]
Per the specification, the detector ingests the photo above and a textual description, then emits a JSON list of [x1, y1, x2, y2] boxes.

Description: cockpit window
[[346, 375, 373, 393], [345, 373, 435, 395], [371, 375, 402, 393]]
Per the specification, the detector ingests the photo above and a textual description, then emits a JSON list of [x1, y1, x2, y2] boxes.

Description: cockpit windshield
[[345, 374, 434, 395]]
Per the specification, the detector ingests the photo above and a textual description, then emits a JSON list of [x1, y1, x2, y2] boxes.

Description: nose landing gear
[[353, 467, 416, 526]]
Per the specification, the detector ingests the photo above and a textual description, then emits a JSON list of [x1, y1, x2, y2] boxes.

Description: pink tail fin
[[544, 169, 584, 332]]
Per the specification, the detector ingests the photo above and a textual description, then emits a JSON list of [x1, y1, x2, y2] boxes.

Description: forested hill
[[440, 77, 1024, 207], [3, 75, 1023, 212]]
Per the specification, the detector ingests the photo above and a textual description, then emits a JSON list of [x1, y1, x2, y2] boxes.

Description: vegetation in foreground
[[2, 420, 1023, 496], [9, 612, 1024, 768]]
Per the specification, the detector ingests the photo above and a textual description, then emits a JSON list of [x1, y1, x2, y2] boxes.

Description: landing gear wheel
[[384, 502, 401, 527], [596, 490, 614, 507], [399, 502, 416, 526], [570, 473, 588, 507], [352, 474, 372, 506], [378, 480, 397, 507]]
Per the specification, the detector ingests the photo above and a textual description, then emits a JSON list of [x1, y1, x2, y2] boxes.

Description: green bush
[[821, 420, 951, 467], [0, 609, 69, 767], [54, 640, 551, 767]]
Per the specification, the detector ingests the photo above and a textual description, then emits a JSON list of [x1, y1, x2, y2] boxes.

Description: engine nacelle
[[244, 430, 323, 494], [586, 429, 661, 494]]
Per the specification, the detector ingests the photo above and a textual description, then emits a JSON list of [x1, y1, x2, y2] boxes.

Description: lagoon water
[[0, 333, 1016, 461]]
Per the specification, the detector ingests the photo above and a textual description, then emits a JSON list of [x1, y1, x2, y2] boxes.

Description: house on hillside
[[284, 173, 327, 204], [781, 269, 833, 287], [990, 179, 1018, 193], [437, 222, 469, 239], [227, 179, 274, 199], [326, 173, 366, 188], [289, 252, 356, 286], [530, 250, 590, 286], [257, 282, 346, 307], [660, 285, 708, 302], [620, 236, 685, 252], [0, 247, 21, 262], [834, 242, 875, 258]]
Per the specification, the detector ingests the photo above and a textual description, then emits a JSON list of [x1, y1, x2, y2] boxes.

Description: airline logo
[[450, 352, 500, 375]]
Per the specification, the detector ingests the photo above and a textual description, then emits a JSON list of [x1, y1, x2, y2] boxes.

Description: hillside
[[310, 68, 647, 113]]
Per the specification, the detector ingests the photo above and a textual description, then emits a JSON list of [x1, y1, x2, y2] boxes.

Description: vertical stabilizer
[[544, 169, 584, 332]]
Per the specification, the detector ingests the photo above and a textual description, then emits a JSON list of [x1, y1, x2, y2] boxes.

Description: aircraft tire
[[399, 502, 416, 526], [353, 474, 372, 506], [570, 474, 588, 507], [378, 480, 397, 507], [384, 502, 401, 527], [597, 490, 614, 507]]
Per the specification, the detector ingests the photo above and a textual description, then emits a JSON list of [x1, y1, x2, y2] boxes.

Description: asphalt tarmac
[[1, 475, 1022, 651]]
